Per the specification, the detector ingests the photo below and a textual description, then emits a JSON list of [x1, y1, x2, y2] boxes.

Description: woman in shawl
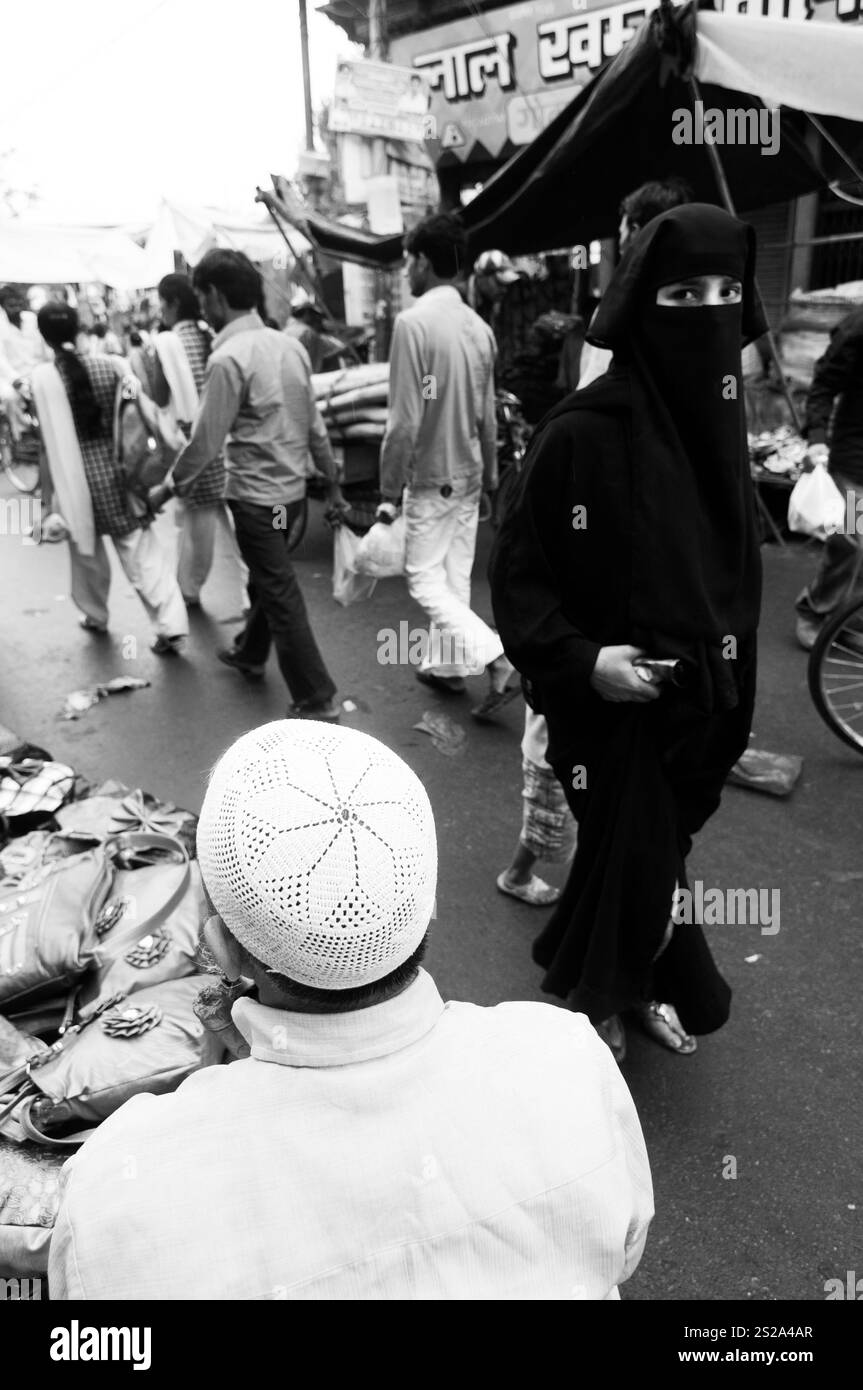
[[489, 204, 764, 1062], [152, 273, 246, 609], [30, 302, 187, 653]]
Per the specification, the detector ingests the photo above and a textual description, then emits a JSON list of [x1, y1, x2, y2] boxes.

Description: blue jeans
[[229, 499, 336, 707]]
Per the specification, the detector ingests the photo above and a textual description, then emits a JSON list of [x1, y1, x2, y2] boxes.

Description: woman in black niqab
[[489, 204, 766, 1055]]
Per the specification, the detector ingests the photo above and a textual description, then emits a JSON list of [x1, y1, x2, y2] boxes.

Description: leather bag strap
[[16, 1095, 97, 1148], [102, 830, 192, 940]]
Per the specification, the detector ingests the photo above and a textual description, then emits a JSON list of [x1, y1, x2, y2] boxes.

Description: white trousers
[[69, 526, 189, 639], [175, 500, 248, 605], [403, 482, 503, 678]]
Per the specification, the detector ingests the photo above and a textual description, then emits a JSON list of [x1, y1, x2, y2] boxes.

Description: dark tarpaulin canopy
[[461, 1, 863, 255], [261, 1, 863, 267]]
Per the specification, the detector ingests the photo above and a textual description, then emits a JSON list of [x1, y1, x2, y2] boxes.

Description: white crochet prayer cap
[[197, 721, 437, 989]]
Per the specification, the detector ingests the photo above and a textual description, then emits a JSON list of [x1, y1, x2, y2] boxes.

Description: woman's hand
[[590, 645, 662, 703]]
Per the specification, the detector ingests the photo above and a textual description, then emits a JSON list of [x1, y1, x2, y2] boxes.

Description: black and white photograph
[[0, 0, 861, 1351]]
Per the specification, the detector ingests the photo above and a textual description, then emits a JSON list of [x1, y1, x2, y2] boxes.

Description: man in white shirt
[[379, 213, 517, 721], [50, 721, 653, 1301], [0, 284, 50, 436]]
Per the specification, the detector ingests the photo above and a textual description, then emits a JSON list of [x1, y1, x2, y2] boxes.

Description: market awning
[[461, 2, 863, 254], [0, 222, 150, 288], [140, 198, 308, 281], [273, 2, 863, 266]]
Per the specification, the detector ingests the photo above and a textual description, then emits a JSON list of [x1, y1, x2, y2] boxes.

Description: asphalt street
[[1, 476, 860, 1303]]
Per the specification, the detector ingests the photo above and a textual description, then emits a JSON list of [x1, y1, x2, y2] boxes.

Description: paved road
[[1, 477, 860, 1302]]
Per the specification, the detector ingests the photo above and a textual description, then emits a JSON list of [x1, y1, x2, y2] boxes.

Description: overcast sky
[[0, 0, 359, 225]]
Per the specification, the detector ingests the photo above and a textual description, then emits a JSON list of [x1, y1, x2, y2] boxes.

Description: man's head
[[618, 178, 693, 253], [192, 249, 263, 332], [196, 722, 438, 1012], [158, 272, 200, 328], [290, 287, 324, 329], [403, 212, 468, 297], [471, 249, 521, 307], [0, 284, 27, 328]]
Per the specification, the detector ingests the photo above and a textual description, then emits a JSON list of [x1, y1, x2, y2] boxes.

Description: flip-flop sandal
[[595, 1014, 627, 1064], [471, 684, 521, 722], [496, 871, 561, 906], [637, 1001, 697, 1055]]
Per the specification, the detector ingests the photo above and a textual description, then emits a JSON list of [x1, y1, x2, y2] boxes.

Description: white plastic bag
[[354, 516, 407, 578], [332, 525, 377, 607], [787, 463, 845, 541]]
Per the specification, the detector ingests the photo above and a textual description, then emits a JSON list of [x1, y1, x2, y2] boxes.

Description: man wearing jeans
[[379, 213, 515, 719], [795, 305, 863, 651], [150, 250, 343, 721]]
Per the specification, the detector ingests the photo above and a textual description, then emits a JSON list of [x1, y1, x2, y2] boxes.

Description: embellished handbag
[[0, 831, 189, 1012], [1, 976, 210, 1145]]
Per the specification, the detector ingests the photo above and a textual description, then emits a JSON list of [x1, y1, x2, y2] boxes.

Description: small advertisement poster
[[330, 59, 433, 144]]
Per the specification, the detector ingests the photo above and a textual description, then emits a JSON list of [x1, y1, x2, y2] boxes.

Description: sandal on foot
[[637, 1001, 697, 1054], [471, 684, 520, 722], [151, 635, 185, 656], [496, 871, 561, 907], [595, 1014, 626, 1064], [80, 616, 108, 633]]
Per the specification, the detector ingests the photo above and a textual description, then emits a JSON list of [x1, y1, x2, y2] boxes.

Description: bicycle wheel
[[285, 497, 309, 553], [808, 596, 863, 753]]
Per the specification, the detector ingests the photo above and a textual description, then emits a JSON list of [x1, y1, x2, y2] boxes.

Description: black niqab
[[587, 203, 766, 710]]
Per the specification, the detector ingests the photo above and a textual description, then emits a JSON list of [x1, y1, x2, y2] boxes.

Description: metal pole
[[298, 0, 315, 152], [687, 75, 802, 434], [368, 0, 393, 360]]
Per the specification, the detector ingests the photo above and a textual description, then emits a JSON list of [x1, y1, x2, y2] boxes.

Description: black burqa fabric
[[489, 204, 765, 1031]]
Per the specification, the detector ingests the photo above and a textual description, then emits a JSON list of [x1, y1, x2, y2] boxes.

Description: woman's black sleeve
[[489, 416, 602, 697]]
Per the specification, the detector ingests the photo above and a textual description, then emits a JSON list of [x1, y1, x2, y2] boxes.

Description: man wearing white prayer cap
[[50, 722, 653, 1301]]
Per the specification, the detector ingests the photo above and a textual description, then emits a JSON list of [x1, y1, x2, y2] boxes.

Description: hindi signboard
[[389, 0, 862, 165]]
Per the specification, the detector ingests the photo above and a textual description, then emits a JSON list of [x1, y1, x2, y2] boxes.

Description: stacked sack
[[0, 751, 224, 1280], [312, 362, 390, 447]]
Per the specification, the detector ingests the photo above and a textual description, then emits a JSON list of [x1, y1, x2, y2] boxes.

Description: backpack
[[112, 376, 174, 499]]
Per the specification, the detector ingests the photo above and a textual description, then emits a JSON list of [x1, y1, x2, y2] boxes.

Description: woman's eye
[[722, 283, 743, 301]]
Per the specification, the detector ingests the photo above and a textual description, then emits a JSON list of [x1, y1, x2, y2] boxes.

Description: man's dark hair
[[192, 249, 263, 310], [239, 932, 430, 1009], [620, 178, 693, 231], [404, 212, 468, 280], [90, 321, 107, 338], [158, 272, 200, 322]]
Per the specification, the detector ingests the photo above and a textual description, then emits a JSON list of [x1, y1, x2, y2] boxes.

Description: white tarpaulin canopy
[[141, 199, 310, 280], [0, 221, 150, 288], [695, 12, 863, 122]]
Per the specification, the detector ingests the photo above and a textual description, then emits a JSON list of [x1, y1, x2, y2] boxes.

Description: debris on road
[[727, 749, 803, 796], [413, 710, 467, 757], [60, 676, 150, 721]]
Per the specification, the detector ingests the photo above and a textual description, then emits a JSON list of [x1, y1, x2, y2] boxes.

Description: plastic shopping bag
[[787, 463, 845, 541], [332, 525, 377, 607], [354, 516, 407, 579]]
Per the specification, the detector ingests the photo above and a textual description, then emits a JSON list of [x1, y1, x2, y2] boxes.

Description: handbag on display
[[1, 976, 210, 1146], [0, 831, 189, 1013], [55, 783, 198, 857]]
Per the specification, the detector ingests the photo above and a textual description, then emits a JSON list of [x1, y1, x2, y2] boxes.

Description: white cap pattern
[[197, 722, 437, 990]]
